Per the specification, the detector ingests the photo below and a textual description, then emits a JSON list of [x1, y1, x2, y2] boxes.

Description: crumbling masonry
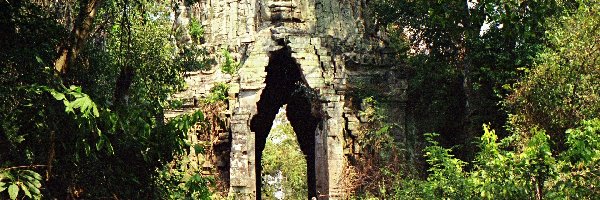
[[167, 0, 407, 199]]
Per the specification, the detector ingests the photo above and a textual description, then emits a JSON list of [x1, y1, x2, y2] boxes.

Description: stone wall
[[168, 0, 407, 199]]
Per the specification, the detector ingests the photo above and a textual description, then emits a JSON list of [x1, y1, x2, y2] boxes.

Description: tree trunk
[[461, 44, 475, 144], [54, 0, 103, 74], [112, 0, 134, 109], [112, 67, 135, 109], [459, 1, 486, 160]]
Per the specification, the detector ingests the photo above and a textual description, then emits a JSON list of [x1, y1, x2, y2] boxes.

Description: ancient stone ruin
[[167, 0, 407, 199]]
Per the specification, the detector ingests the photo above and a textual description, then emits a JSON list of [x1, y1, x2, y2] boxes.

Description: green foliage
[[420, 133, 471, 199], [388, 119, 600, 199], [352, 97, 419, 198], [168, 111, 205, 139], [372, 0, 570, 161], [206, 83, 230, 104], [358, 96, 378, 122], [469, 125, 525, 199], [360, 1, 595, 199], [44, 84, 115, 156], [261, 111, 308, 199], [189, 18, 204, 42], [563, 119, 600, 163], [152, 110, 214, 199], [0, 169, 43, 200], [154, 155, 214, 200], [173, 11, 211, 72], [167, 99, 185, 109], [221, 49, 239, 75], [0, 1, 213, 198], [383, 3, 600, 199], [549, 119, 600, 198], [177, 45, 213, 72], [507, 0, 600, 140]]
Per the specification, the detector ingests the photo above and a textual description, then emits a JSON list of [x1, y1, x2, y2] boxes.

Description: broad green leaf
[[92, 105, 100, 117], [8, 184, 19, 200], [21, 174, 36, 182], [20, 183, 31, 198], [71, 97, 87, 109], [50, 90, 66, 101], [106, 142, 114, 154], [70, 91, 84, 98], [24, 181, 40, 194], [64, 101, 74, 113], [84, 143, 91, 156], [143, 123, 151, 137], [23, 170, 39, 179], [31, 179, 41, 188]]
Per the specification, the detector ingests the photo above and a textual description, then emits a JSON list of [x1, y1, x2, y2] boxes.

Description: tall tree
[[54, 0, 104, 75], [507, 0, 599, 148], [1, 0, 208, 198], [371, 0, 566, 157]]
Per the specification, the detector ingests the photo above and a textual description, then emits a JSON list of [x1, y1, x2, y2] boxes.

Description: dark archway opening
[[250, 44, 320, 199]]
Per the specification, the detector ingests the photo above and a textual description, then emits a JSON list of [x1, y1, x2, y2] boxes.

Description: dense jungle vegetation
[[358, 0, 599, 199], [0, 0, 598, 199]]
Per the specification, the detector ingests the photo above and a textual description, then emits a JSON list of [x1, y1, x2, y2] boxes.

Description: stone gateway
[[170, 0, 407, 199]]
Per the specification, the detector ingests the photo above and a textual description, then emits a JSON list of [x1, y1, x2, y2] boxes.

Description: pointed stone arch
[[250, 43, 322, 199]]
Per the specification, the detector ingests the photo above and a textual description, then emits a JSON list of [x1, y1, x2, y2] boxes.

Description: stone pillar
[[323, 100, 346, 199], [228, 29, 271, 199], [229, 111, 253, 198]]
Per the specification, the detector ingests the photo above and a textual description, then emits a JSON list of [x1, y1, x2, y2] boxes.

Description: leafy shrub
[[0, 1, 212, 198], [167, 99, 184, 109], [389, 119, 600, 199], [549, 119, 600, 199], [352, 97, 419, 198], [189, 18, 204, 42], [0, 169, 43, 200], [220, 49, 239, 75], [154, 110, 214, 199], [507, 0, 600, 142], [420, 133, 472, 199], [206, 83, 229, 104], [178, 45, 212, 72], [154, 156, 214, 200]]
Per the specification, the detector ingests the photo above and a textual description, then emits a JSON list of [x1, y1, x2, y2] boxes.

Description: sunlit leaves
[[205, 83, 229, 104], [549, 119, 600, 198], [41, 85, 112, 155], [422, 133, 470, 199], [7, 184, 18, 200], [0, 169, 43, 200], [393, 118, 600, 199], [221, 49, 239, 75], [189, 18, 204, 42], [165, 110, 205, 151], [261, 113, 308, 200], [507, 0, 600, 139]]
